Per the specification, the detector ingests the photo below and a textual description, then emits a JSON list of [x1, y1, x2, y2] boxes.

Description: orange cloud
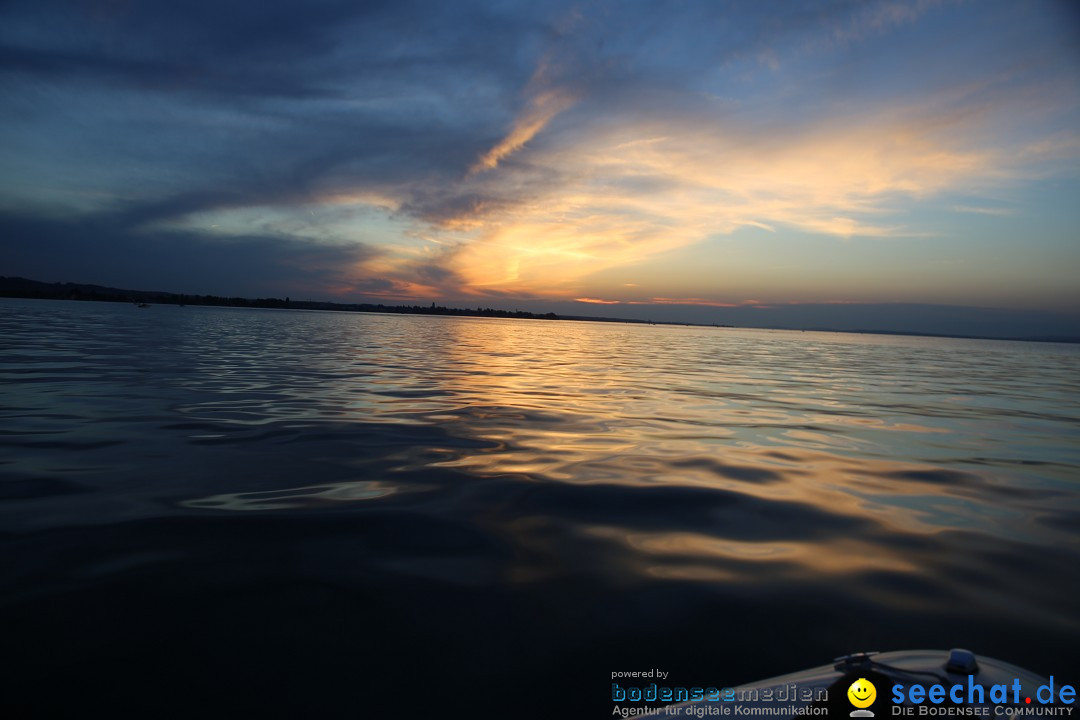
[[647, 298, 745, 308], [470, 52, 579, 174], [470, 88, 577, 173], [444, 101, 1006, 297], [574, 297, 621, 304]]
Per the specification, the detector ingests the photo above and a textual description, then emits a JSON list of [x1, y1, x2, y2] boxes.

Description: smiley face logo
[[848, 678, 877, 709]]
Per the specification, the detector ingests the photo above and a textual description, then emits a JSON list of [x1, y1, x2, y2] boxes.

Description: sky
[[2, 0, 1079, 336]]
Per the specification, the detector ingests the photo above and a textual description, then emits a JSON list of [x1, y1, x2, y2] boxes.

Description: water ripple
[[1, 298, 1078, 716]]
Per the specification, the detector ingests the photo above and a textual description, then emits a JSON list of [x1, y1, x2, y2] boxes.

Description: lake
[[2, 298, 1078, 718]]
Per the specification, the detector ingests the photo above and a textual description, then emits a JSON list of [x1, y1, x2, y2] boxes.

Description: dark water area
[[2, 298, 1078, 718]]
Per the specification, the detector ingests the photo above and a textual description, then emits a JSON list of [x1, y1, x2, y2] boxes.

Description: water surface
[[2, 299, 1078, 717]]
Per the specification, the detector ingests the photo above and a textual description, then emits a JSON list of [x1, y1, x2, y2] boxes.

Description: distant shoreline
[[0, 275, 663, 325], [1, 276, 1076, 345]]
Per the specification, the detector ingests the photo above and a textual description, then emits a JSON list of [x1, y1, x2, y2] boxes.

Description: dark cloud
[[0, 0, 906, 237], [0, 0, 544, 101], [400, 191, 515, 227], [412, 264, 458, 284], [1, 0, 871, 222], [0, 210, 379, 297], [0, 0, 560, 228], [343, 277, 409, 296]]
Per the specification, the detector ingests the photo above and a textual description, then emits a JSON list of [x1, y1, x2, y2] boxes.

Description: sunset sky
[[2, 0, 1079, 335]]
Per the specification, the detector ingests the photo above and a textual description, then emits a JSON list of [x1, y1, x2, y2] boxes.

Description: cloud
[[435, 102, 1002, 297], [573, 297, 620, 304], [829, 0, 950, 45], [647, 298, 744, 308], [467, 5, 598, 175], [0, 210, 380, 297], [576, 296, 749, 308], [0, 0, 549, 224], [470, 87, 576, 173], [951, 205, 1016, 217], [0, 0, 373, 99]]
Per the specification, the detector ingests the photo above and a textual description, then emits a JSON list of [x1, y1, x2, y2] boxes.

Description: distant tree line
[[0, 276, 560, 321]]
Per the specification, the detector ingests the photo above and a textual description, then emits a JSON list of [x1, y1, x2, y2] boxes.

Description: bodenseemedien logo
[[849, 678, 877, 717]]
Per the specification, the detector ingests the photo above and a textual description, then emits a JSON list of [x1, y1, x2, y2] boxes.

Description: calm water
[[2, 298, 1078, 717]]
